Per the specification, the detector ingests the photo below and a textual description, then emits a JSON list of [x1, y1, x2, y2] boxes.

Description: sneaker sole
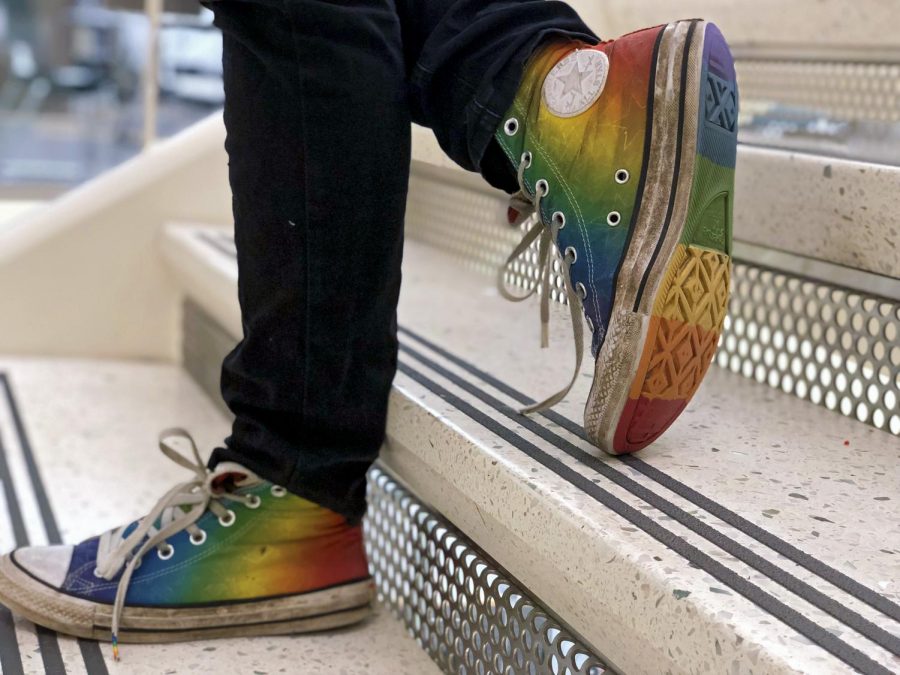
[[0, 553, 374, 642], [585, 20, 737, 454]]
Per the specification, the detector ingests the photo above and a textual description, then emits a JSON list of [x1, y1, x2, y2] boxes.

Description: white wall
[[0, 115, 231, 361], [568, 0, 900, 48]]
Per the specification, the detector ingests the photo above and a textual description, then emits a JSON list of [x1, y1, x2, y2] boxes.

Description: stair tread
[[0, 357, 439, 675], [163, 222, 899, 675]]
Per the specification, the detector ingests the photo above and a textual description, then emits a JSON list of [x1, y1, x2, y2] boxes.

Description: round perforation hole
[[713, 262, 899, 437]]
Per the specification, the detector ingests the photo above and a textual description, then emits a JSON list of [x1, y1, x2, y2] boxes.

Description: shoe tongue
[[210, 461, 262, 491]]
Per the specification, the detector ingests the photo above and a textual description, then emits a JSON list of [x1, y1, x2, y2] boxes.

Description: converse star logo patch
[[542, 49, 609, 118]]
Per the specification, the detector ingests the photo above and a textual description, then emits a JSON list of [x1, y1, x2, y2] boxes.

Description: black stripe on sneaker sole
[[633, 20, 697, 312]]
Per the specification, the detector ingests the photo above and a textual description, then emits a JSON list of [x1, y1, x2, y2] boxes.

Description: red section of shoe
[[613, 396, 688, 453]]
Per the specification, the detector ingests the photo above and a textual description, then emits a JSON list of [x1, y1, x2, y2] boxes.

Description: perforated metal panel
[[404, 169, 900, 437], [365, 467, 608, 675], [405, 168, 520, 278], [735, 57, 900, 123], [720, 264, 900, 434]]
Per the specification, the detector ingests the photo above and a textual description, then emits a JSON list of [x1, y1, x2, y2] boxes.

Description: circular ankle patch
[[542, 49, 609, 118]]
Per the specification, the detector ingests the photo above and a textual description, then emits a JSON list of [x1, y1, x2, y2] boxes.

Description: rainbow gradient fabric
[[494, 27, 662, 357], [55, 483, 369, 606], [495, 22, 737, 452]]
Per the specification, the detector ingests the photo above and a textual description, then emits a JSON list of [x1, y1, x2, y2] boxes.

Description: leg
[[210, 0, 411, 524], [0, 2, 407, 646]]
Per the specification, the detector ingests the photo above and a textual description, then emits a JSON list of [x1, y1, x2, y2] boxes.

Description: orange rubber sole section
[[613, 245, 731, 452]]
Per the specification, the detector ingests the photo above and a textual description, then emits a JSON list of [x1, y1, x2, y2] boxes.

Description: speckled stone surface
[[385, 241, 899, 674], [9, 608, 427, 675], [161, 223, 900, 674], [0, 358, 439, 675], [733, 148, 900, 277]]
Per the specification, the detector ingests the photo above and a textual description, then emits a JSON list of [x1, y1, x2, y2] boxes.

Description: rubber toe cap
[[13, 545, 74, 589]]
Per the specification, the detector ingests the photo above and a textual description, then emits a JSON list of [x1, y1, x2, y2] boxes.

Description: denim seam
[[471, 97, 502, 119], [280, 0, 313, 480]]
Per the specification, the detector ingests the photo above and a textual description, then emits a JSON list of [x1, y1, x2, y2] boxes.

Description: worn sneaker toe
[[12, 545, 74, 589]]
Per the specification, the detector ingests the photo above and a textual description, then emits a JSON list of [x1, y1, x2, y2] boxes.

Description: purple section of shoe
[[703, 23, 735, 82], [699, 23, 739, 168]]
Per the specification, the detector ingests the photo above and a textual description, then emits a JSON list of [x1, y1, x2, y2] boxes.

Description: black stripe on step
[[394, 356, 892, 675], [79, 638, 109, 674], [0, 606, 24, 675], [36, 625, 65, 675], [0, 373, 110, 675], [1, 375, 60, 544], [0, 398, 29, 548], [0, 374, 28, 675], [398, 325, 900, 624]]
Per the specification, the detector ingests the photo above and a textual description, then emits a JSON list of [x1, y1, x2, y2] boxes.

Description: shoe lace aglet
[[111, 634, 120, 661], [540, 321, 549, 348]]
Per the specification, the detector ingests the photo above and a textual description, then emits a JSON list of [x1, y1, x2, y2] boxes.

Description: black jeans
[[206, 0, 595, 523]]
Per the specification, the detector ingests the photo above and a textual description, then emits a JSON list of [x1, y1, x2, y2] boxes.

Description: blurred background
[[0, 0, 898, 209], [0, 0, 220, 211]]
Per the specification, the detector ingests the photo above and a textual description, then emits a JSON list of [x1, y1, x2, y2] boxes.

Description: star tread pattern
[[704, 72, 737, 132], [641, 247, 730, 401]]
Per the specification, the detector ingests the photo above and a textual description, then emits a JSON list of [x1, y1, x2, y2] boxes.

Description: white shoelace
[[93, 428, 257, 660], [497, 154, 585, 413]]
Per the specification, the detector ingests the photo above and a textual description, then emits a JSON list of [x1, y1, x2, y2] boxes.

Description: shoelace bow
[[497, 153, 585, 413], [93, 428, 253, 660]]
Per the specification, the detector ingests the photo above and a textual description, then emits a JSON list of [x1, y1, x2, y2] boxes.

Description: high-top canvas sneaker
[[0, 430, 373, 658], [496, 20, 738, 454]]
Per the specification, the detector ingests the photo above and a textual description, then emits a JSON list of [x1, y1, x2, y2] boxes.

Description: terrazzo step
[[0, 358, 440, 675], [163, 223, 900, 675]]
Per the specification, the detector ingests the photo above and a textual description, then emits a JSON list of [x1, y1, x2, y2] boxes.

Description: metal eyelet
[[564, 246, 577, 264], [521, 151, 532, 168], [218, 510, 236, 527], [535, 179, 549, 196], [93, 567, 104, 578], [157, 544, 174, 561], [504, 118, 519, 136], [245, 494, 261, 509], [270, 485, 287, 498], [586, 316, 595, 333], [576, 282, 588, 300], [606, 211, 621, 227], [551, 211, 566, 229], [615, 169, 630, 184], [190, 530, 207, 546]]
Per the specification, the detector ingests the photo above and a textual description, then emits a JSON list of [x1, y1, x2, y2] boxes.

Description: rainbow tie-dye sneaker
[[0, 430, 373, 658], [496, 20, 737, 454]]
